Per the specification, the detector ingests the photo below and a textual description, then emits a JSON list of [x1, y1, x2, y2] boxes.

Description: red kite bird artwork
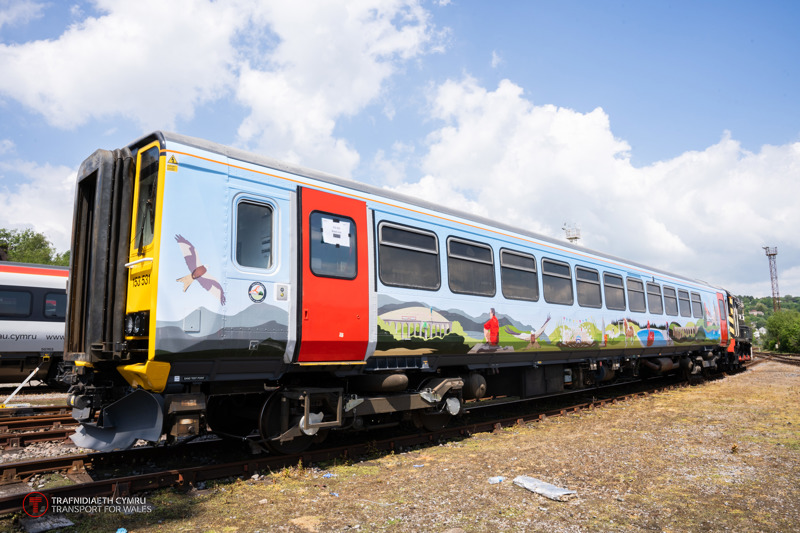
[[175, 234, 226, 305]]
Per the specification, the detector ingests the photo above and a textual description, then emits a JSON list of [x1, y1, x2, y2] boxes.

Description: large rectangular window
[[627, 278, 646, 313], [0, 290, 32, 318], [236, 201, 273, 269], [447, 237, 495, 296], [500, 249, 538, 301], [603, 273, 626, 311], [663, 286, 679, 316], [309, 211, 357, 279], [647, 282, 663, 314], [378, 223, 440, 290], [576, 266, 602, 308], [542, 258, 574, 305], [691, 292, 703, 318], [678, 290, 692, 317]]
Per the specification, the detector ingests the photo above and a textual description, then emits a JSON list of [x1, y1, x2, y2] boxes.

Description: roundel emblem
[[23, 491, 49, 518], [248, 282, 267, 303]]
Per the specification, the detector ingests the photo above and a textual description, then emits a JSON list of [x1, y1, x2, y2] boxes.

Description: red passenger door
[[717, 292, 729, 347], [297, 187, 369, 362]]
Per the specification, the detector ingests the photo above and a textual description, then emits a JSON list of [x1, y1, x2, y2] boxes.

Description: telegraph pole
[[763, 246, 781, 312]]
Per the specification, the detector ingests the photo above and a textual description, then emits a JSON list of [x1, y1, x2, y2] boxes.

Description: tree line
[[0, 228, 69, 265]]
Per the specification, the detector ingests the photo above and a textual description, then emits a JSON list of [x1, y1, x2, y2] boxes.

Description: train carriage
[[62, 132, 750, 452], [0, 262, 68, 385]]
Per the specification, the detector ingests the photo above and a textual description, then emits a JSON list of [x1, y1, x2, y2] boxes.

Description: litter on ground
[[513, 475, 577, 501]]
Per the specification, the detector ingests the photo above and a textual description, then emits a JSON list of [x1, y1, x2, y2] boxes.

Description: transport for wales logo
[[23, 492, 48, 518], [22, 491, 153, 515]]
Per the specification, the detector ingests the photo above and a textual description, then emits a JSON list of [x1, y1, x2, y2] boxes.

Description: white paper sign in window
[[321, 218, 351, 247]]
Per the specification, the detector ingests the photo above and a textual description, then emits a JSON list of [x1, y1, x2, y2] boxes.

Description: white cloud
[[0, 1, 442, 178], [0, 139, 13, 154], [491, 50, 502, 68], [371, 141, 415, 186], [0, 0, 44, 30], [234, 0, 440, 177], [0, 0, 243, 129], [388, 76, 800, 296], [0, 159, 75, 251]]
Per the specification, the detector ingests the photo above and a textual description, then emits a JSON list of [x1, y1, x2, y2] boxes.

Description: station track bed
[[0, 370, 747, 516]]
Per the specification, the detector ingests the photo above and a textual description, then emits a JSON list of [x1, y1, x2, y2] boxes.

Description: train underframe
[[60, 344, 749, 453]]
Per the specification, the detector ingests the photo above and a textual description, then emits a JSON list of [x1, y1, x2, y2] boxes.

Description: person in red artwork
[[483, 307, 500, 346]]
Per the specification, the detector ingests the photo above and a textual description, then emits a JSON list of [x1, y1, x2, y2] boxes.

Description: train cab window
[[500, 249, 538, 301], [576, 266, 601, 308], [236, 201, 274, 269], [133, 146, 160, 251], [627, 278, 646, 312], [44, 292, 67, 319], [542, 258, 574, 305], [378, 223, 440, 290], [691, 292, 703, 319], [647, 282, 663, 314], [603, 273, 626, 311], [0, 290, 32, 318], [663, 286, 679, 316], [309, 211, 357, 279], [447, 237, 495, 296], [678, 290, 692, 317]]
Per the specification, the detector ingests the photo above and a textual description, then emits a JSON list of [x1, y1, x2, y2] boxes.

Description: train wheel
[[258, 393, 314, 454]]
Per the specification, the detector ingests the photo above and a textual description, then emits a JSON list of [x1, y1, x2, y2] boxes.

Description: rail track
[[753, 351, 800, 367], [0, 407, 77, 449], [0, 370, 743, 516]]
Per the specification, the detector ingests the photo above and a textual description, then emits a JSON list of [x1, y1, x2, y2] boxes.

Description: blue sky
[[0, 0, 798, 298]]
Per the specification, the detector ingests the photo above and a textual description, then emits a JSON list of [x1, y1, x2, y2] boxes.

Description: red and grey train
[[60, 132, 752, 452]]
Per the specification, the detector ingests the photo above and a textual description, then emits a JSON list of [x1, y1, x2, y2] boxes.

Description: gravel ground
[[2, 360, 799, 532]]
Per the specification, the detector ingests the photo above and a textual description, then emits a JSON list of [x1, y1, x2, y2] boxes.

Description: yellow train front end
[[62, 135, 172, 450]]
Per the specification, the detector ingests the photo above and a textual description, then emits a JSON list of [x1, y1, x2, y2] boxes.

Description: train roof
[[0, 261, 68, 288], [131, 131, 722, 294]]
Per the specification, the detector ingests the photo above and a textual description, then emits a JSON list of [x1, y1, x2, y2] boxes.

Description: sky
[[0, 0, 798, 298]]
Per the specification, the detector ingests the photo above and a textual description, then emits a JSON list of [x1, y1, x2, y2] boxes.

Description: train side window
[[542, 258, 574, 305], [236, 201, 274, 269], [576, 266, 601, 308], [603, 273, 626, 310], [663, 286, 679, 316], [691, 292, 703, 318], [627, 278, 646, 312], [500, 249, 538, 301], [378, 222, 440, 290], [678, 290, 692, 317], [44, 292, 67, 319], [447, 237, 495, 296], [0, 290, 32, 318], [309, 211, 357, 279], [647, 282, 663, 314]]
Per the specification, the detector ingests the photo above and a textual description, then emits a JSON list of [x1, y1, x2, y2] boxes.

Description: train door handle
[[304, 309, 309, 320]]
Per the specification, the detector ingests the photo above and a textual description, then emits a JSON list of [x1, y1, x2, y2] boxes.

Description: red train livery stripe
[[0, 264, 69, 277]]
